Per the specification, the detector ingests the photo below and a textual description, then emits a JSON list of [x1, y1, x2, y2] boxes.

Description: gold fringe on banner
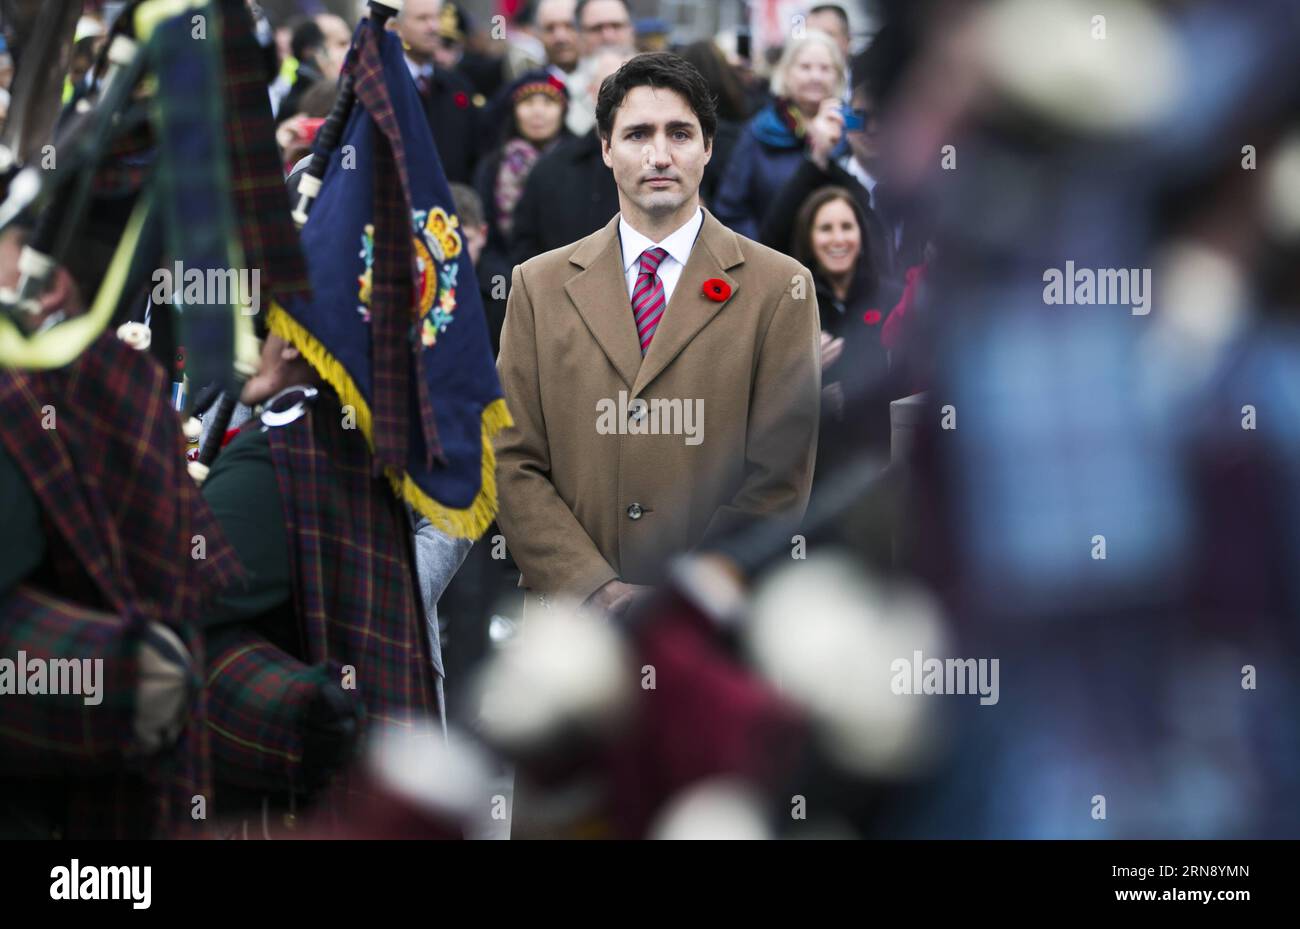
[[265, 301, 512, 540]]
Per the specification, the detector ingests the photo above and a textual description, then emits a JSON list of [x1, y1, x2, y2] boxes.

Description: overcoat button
[[627, 503, 643, 520]]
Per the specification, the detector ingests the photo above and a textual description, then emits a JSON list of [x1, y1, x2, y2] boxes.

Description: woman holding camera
[[712, 31, 847, 240]]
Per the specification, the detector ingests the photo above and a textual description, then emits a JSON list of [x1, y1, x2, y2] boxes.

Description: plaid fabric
[[271, 23, 507, 537], [148, 1, 241, 396], [216, 0, 311, 307], [350, 25, 445, 473], [0, 332, 243, 837], [90, 121, 156, 198], [205, 626, 360, 794], [0, 585, 138, 771], [267, 393, 437, 750]]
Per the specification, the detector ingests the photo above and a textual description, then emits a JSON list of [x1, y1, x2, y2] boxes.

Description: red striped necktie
[[632, 246, 669, 355]]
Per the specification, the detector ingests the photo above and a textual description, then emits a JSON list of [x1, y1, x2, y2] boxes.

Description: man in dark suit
[[509, 128, 619, 267], [394, 0, 482, 185]]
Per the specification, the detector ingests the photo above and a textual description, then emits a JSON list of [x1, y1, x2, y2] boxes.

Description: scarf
[[494, 137, 548, 240], [774, 96, 810, 142]]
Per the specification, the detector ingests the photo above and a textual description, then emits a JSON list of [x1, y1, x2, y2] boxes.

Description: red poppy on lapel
[[453, 91, 469, 108], [703, 278, 731, 302], [863, 309, 882, 325]]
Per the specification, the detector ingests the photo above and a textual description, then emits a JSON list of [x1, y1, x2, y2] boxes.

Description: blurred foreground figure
[[880, 0, 1300, 837], [0, 323, 242, 838], [0, 0, 267, 839]]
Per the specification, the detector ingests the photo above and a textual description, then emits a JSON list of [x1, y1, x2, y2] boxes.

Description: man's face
[[846, 86, 880, 173], [578, 0, 632, 57], [316, 14, 352, 81], [397, 0, 442, 61], [601, 85, 711, 220], [537, 0, 579, 71], [807, 10, 850, 61], [240, 335, 317, 406]]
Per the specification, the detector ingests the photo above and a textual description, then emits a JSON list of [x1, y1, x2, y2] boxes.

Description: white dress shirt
[[405, 55, 434, 86], [838, 153, 877, 203], [618, 207, 704, 307]]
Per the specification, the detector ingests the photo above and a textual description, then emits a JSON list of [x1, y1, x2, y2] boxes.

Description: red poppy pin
[[453, 91, 469, 109], [703, 278, 731, 302], [863, 309, 882, 325]]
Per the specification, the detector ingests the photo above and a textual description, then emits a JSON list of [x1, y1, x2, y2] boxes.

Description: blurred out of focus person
[[473, 69, 570, 326], [759, 66, 901, 307], [634, 18, 670, 54], [438, 2, 507, 102], [509, 45, 628, 266], [275, 81, 338, 174], [577, 0, 633, 56], [564, 0, 633, 135], [396, 0, 483, 184], [713, 30, 846, 240], [275, 15, 349, 123], [806, 4, 852, 66], [447, 182, 501, 354], [677, 40, 749, 210], [535, 0, 581, 79], [792, 185, 896, 480]]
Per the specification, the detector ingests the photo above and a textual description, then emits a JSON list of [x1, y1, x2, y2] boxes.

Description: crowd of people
[[260, 0, 926, 716], [6, 0, 1299, 846], [266, 0, 922, 456]]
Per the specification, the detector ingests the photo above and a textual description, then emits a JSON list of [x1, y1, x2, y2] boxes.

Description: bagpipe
[[193, 0, 407, 477], [0, 0, 345, 831], [0, 0, 506, 832]]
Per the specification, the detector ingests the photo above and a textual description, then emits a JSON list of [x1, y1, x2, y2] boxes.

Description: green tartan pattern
[[206, 625, 361, 796], [147, 0, 242, 396], [0, 585, 138, 770]]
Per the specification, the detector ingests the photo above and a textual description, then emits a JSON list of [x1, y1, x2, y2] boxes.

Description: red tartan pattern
[[266, 393, 436, 804], [217, 0, 311, 306], [0, 334, 242, 837]]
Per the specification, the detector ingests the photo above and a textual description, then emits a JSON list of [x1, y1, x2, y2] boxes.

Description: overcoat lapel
[[563, 215, 643, 389], [632, 209, 743, 397], [562, 208, 746, 397]]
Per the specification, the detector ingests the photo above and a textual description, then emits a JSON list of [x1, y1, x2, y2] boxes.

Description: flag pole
[[290, 0, 404, 228]]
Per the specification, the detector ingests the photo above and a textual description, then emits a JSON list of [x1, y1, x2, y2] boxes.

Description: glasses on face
[[583, 20, 629, 36]]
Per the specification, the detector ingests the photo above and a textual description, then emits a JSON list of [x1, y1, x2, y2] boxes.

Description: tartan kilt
[[0, 585, 139, 774], [205, 626, 363, 795]]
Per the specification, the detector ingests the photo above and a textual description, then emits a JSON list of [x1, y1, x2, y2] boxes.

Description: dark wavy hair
[[676, 40, 747, 124], [595, 52, 718, 145], [792, 185, 877, 298]]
